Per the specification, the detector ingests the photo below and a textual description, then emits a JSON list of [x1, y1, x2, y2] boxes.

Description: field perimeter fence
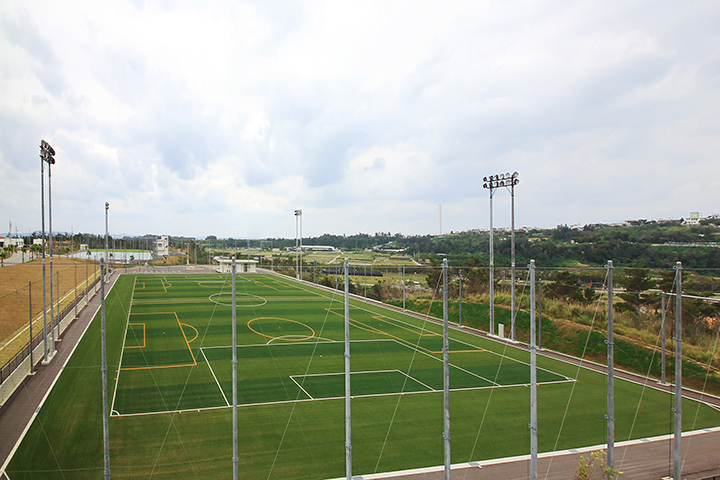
[[0, 272, 102, 394]]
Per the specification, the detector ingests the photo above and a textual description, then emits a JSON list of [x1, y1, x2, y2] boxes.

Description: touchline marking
[[201, 347, 229, 407]]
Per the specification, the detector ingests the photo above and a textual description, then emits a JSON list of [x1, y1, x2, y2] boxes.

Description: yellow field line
[[325, 309, 483, 355], [120, 311, 197, 371], [180, 323, 199, 343], [252, 279, 280, 291], [120, 363, 196, 372], [175, 312, 197, 366], [132, 298, 208, 305], [124, 323, 146, 349], [161, 278, 168, 293], [371, 315, 440, 338]]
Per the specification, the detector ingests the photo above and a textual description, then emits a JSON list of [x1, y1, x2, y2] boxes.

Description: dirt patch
[[0, 257, 100, 367]]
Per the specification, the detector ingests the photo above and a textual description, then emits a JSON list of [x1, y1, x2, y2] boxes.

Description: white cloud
[[1, 0, 719, 238]]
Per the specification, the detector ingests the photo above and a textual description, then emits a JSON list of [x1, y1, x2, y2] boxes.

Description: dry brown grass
[[0, 257, 100, 367]]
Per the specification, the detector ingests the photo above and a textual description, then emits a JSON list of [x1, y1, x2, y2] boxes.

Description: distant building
[[683, 212, 701, 226], [284, 245, 339, 253], [154, 235, 169, 256], [80, 244, 89, 251], [214, 257, 257, 273], [0, 237, 24, 248]]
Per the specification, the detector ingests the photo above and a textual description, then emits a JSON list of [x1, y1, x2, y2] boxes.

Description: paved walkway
[[341, 427, 720, 480], [0, 272, 119, 476]]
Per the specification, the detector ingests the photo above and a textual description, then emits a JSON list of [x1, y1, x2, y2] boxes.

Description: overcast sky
[[1, 1, 719, 239]]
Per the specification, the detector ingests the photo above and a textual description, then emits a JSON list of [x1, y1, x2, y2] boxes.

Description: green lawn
[[7, 273, 720, 479]]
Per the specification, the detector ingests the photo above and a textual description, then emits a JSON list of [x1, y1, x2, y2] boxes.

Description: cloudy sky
[[1, 1, 719, 239]]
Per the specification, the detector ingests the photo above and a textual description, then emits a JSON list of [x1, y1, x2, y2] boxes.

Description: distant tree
[[463, 256, 489, 294], [617, 265, 654, 313], [547, 271, 584, 303]]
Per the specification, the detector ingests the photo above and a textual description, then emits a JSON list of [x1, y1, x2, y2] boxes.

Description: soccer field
[[112, 273, 569, 417], [7, 272, 720, 479]]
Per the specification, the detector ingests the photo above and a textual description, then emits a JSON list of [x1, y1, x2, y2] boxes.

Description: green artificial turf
[[6, 273, 720, 479]]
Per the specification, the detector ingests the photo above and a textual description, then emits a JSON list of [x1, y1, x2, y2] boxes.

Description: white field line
[[200, 348, 229, 407], [271, 274, 567, 380], [289, 376, 314, 400], [110, 276, 138, 415]]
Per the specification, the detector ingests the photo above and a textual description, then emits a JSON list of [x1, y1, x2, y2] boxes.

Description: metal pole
[[56, 270, 60, 339], [458, 269, 463, 327], [402, 266, 405, 310], [442, 258, 450, 480], [529, 260, 537, 480], [105, 203, 109, 283], [661, 292, 666, 385], [510, 180, 516, 341], [232, 258, 238, 480], [673, 262, 682, 480], [344, 258, 352, 480], [74, 263, 78, 319], [29, 280, 34, 373], [606, 260, 615, 472], [100, 259, 110, 480], [49, 160, 55, 348], [489, 187, 494, 335], [40, 155, 49, 362], [537, 277, 542, 350]]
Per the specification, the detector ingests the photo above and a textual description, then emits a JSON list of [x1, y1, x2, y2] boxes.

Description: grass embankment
[[389, 292, 720, 396], [0, 258, 101, 368]]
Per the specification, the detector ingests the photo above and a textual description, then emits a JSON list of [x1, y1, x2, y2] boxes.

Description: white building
[[0, 237, 24, 248], [215, 257, 258, 273], [155, 235, 169, 256], [683, 212, 701, 226]]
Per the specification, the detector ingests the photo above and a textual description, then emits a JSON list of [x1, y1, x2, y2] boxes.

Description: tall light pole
[[295, 209, 302, 279], [482, 171, 519, 338], [105, 202, 109, 283], [47, 144, 56, 345], [40, 140, 56, 362]]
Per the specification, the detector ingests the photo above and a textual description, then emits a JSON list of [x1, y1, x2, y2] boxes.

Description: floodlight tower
[[482, 171, 519, 338], [295, 209, 302, 279], [39, 140, 56, 362]]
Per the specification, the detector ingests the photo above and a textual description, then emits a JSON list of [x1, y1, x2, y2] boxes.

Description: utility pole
[[295, 209, 302, 279], [105, 202, 110, 283], [606, 261, 615, 472], [232, 258, 238, 480], [442, 258, 450, 480], [529, 260, 537, 480], [344, 258, 352, 480], [673, 262, 683, 480], [100, 259, 110, 480]]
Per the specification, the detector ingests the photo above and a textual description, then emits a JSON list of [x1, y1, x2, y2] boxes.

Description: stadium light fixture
[[482, 171, 519, 338]]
